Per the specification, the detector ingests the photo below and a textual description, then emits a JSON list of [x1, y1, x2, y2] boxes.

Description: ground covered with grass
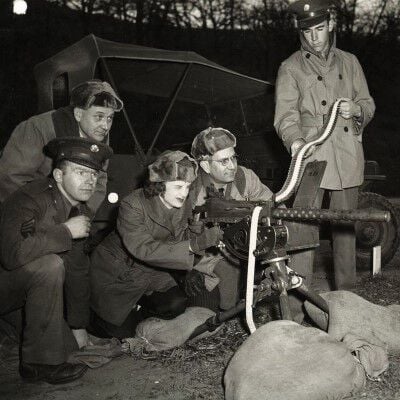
[[1, 256, 400, 400]]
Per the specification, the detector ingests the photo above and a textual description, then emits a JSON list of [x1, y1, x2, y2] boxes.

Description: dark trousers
[[0, 255, 77, 365], [314, 187, 359, 289], [61, 240, 90, 328], [287, 187, 359, 322], [89, 286, 187, 340]]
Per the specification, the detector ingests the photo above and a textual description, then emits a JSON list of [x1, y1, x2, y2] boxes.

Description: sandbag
[[224, 320, 365, 400], [305, 290, 400, 354], [125, 307, 216, 353]]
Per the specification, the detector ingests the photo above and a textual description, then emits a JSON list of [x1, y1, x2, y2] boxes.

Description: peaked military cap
[[148, 150, 198, 183], [289, 0, 335, 29], [70, 80, 124, 111], [46, 137, 113, 171], [191, 127, 236, 160]]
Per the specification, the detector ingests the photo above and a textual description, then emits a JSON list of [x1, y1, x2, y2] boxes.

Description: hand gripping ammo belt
[[275, 98, 346, 204]]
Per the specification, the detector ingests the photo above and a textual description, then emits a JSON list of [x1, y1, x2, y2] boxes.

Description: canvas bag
[[304, 291, 400, 354], [125, 307, 216, 353], [224, 320, 365, 400]]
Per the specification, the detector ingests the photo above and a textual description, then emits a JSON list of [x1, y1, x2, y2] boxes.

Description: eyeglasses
[[209, 154, 238, 167]]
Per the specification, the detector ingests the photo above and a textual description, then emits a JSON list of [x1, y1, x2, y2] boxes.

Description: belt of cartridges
[[275, 98, 346, 203]]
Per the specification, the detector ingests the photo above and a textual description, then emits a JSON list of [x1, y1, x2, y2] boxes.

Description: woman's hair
[[143, 180, 166, 198]]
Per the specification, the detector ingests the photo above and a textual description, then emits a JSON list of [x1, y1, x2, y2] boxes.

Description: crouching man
[[90, 151, 222, 339], [0, 137, 113, 384], [190, 127, 315, 322]]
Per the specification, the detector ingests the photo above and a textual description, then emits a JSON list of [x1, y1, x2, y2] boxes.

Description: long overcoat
[[90, 188, 196, 326], [274, 33, 375, 190]]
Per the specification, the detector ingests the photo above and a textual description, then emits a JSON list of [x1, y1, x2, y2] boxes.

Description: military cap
[[191, 127, 236, 161], [46, 137, 113, 171], [289, 0, 335, 29], [70, 80, 124, 111], [148, 150, 198, 183]]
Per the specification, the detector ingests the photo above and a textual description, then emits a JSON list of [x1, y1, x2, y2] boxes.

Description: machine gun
[[194, 196, 390, 264], [189, 189, 390, 338]]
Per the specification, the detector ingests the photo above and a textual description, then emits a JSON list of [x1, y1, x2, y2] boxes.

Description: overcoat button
[[339, 74, 343, 79], [344, 127, 349, 132], [321, 100, 327, 106], [318, 76, 323, 81], [306, 53, 310, 58]]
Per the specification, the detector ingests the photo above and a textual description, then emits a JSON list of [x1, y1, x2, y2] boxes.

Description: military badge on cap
[[45, 137, 113, 172], [289, 0, 333, 29]]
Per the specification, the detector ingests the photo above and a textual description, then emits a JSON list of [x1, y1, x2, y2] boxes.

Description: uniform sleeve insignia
[[21, 218, 36, 238]]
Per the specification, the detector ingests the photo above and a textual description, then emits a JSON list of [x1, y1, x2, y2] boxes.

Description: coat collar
[[49, 178, 93, 222], [192, 169, 234, 201], [139, 189, 192, 235], [300, 30, 336, 62]]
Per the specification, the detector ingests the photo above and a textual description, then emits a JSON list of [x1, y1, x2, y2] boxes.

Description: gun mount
[[189, 196, 390, 336]]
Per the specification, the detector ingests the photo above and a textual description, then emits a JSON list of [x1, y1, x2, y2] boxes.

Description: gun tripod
[[254, 254, 329, 321], [188, 249, 329, 340]]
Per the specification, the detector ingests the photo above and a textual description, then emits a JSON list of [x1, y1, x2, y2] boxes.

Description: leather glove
[[188, 219, 204, 235], [183, 269, 206, 297], [189, 226, 223, 255]]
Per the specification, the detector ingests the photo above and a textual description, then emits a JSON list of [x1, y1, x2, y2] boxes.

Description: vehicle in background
[[33, 34, 399, 269]]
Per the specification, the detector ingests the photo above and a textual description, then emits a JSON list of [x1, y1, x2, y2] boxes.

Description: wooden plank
[[372, 246, 382, 276]]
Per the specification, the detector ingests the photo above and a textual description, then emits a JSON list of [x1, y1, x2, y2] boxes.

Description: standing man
[[0, 137, 113, 384], [274, 0, 375, 289], [0, 80, 123, 212]]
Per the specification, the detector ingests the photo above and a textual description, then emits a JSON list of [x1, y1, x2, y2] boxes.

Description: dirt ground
[[1, 241, 400, 400]]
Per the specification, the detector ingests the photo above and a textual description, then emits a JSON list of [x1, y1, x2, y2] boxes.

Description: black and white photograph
[[1, 0, 400, 399]]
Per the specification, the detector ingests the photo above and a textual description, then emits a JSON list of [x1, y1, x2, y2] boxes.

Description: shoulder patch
[[21, 217, 36, 238]]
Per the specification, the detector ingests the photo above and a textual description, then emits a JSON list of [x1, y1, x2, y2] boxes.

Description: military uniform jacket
[[90, 188, 197, 324], [0, 178, 84, 271], [0, 107, 108, 211], [274, 34, 375, 190]]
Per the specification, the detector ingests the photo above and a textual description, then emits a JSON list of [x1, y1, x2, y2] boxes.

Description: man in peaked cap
[[0, 79, 123, 213], [274, 0, 375, 289], [0, 137, 112, 384]]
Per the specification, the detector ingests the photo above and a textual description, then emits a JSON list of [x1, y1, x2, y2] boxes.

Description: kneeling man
[[0, 137, 112, 384]]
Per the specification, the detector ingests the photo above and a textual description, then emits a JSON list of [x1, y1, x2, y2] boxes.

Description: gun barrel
[[271, 207, 390, 223]]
